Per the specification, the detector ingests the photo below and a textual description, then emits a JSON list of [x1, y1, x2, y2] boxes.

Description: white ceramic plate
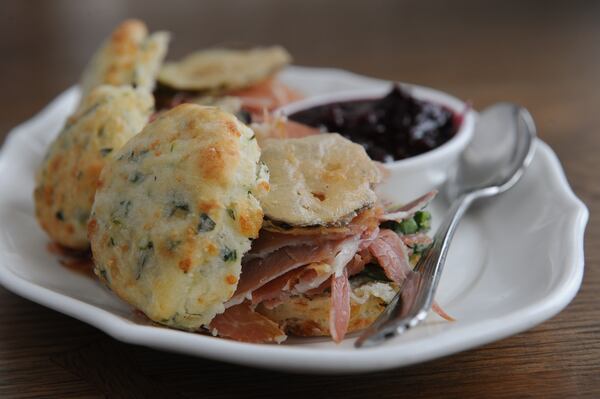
[[0, 67, 588, 374]]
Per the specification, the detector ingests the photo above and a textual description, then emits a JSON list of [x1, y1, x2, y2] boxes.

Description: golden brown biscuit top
[[257, 134, 381, 227]]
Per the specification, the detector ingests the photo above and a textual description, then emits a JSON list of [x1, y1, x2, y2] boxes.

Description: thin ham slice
[[250, 268, 302, 305], [280, 120, 321, 138], [346, 250, 373, 275], [303, 250, 373, 297], [209, 302, 286, 343], [358, 226, 380, 251], [432, 301, 455, 322], [234, 209, 381, 306], [250, 261, 334, 308], [368, 229, 412, 283], [401, 232, 433, 249], [329, 266, 351, 343], [229, 77, 303, 114], [229, 239, 346, 306], [291, 262, 334, 294], [252, 117, 321, 139], [245, 230, 350, 262], [381, 190, 437, 221]]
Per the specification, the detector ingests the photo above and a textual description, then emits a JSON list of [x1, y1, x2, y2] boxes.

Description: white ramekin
[[276, 85, 476, 204]]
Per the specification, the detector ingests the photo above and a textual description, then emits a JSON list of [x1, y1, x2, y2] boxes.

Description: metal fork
[[355, 103, 536, 348]]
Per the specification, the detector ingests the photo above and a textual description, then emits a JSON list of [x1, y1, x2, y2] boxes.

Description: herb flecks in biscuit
[[89, 104, 266, 330], [34, 85, 153, 249]]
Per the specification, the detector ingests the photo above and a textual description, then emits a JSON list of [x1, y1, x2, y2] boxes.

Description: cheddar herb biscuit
[[34, 85, 153, 249], [89, 104, 267, 329], [80, 19, 170, 100]]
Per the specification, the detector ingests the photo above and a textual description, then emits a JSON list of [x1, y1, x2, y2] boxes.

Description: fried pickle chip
[[158, 46, 291, 91], [257, 134, 381, 227]]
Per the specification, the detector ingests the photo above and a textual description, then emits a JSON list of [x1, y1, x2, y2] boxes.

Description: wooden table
[[1, 1, 598, 397]]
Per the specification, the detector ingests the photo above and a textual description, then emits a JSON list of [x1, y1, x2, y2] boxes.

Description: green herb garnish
[[398, 218, 419, 234], [137, 240, 154, 279], [197, 213, 216, 233], [119, 200, 132, 217], [129, 171, 145, 183], [227, 208, 236, 220], [127, 149, 149, 162], [414, 211, 431, 231], [221, 247, 237, 262]]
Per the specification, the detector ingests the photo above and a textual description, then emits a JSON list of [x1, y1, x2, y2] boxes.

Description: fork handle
[[354, 193, 475, 348]]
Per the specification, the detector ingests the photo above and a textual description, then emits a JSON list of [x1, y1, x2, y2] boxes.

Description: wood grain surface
[[1, 1, 599, 397]]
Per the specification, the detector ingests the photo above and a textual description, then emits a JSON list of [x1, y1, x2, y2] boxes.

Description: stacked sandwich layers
[[208, 135, 437, 343]]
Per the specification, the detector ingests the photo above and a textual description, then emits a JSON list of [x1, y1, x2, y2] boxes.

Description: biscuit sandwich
[[89, 105, 439, 343]]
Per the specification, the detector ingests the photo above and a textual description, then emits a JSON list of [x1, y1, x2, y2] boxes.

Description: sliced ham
[[235, 208, 381, 306], [432, 301, 455, 322], [368, 229, 412, 283], [381, 190, 437, 221], [212, 200, 445, 344], [358, 226, 380, 251], [329, 266, 351, 343], [250, 268, 302, 305], [401, 232, 433, 249], [245, 230, 350, 262], [229, 239, 347, 306], [250, 261, 334, 308], [292, 262, 334, 293], [209, 302, 286, 343], [346, 250, 373, 276], [331, 235, 362, 277], [229, 77, 303, 114], [252, 117, 321, 139], [280, 120, 322, 138], [303, 250, 373, 297]]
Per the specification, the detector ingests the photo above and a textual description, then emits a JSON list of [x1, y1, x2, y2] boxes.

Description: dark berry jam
[[288, 85, 460, 162]]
